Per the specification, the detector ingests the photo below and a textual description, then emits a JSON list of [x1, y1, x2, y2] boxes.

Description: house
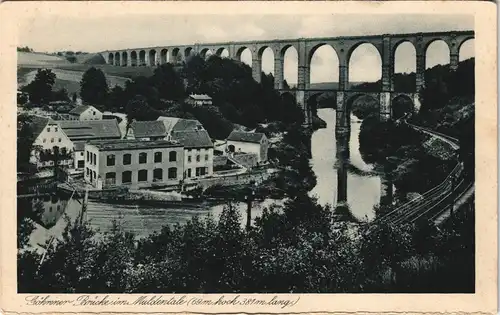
[[226, 131, 269, 162], [68, 105, 103, 121], [171, 130, 214, 179], [185, 94, 212, 107], [29, 116, 74, 168], [56, 120, 122, 169], [84, 139, 184, 189]]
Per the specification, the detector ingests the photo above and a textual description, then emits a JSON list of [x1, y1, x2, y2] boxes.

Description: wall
[[213, 155, 228, 167], [92, 145, 185, 189], [232, 153, 258, 168], [31, 122, 74, 167], [80, 107, 103, 121], [84, 144, 100, 187], [227, 141, 262, 162], [184, 147, 214, 179]]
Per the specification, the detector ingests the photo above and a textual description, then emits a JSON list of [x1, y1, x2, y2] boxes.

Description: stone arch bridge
[[100, 30, 474, 134]]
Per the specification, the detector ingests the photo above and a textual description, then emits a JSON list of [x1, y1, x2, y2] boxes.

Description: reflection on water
[[309, 108, 381, 221]]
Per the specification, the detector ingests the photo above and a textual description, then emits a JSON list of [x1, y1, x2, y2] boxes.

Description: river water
[[26, 108, 381, 246], [309, 108, 381, 221]]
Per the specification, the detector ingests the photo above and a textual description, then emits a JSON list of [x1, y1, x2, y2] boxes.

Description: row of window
[[106, 151, 177, 166], [42, 138, 62, 144], [87, 151, 97, 165], [46, 127, 58, 132], [185, 167, 209, 178], [187, 154, 209, 163], [104, 168, 178, 185]]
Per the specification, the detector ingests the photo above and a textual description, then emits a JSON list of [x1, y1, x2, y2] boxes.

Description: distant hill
[[309, 81, 370, 90]]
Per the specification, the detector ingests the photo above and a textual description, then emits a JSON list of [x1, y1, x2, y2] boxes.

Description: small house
[[68, 105, 103, 121], [226, 131, 269, 162], [185, 94, 212, 107]]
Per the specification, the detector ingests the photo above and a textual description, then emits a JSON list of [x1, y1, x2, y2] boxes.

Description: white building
[[226, 131, 269, 162], [29, 117, 74, 168], [68, 105, 103, 121], [185, 94, 212, 107]]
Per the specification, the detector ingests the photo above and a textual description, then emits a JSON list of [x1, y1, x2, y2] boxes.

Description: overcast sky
[[20, 14, 474, 84]]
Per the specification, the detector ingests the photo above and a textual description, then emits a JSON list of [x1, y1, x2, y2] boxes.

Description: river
[[309, 108, 381, 221], [26, 108, 382, 247]]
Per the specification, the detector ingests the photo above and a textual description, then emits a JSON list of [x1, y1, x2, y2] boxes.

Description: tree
[[150, 64, 185, 101], [17, 114, 36, 173], [125, 95, 159, 130], [24, 69, 56, 105], [80, 67, 109, 106]]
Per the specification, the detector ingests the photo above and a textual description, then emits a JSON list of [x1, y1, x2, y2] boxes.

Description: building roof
[[56, 119, 121, 141], [130, 121, 167, 138], [188, 94, 212, 101], [30, 116, 54, 138], [69, 105, 99, 115], [87, 139, 182, 151], [227, 131, 266, 144], [73, 141, 86, 152], [157, 116, 203, 133], [171, 130, 213, 148]]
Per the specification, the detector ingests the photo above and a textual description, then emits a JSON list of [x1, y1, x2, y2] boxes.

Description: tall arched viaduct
[[100, 30, 474, 134]]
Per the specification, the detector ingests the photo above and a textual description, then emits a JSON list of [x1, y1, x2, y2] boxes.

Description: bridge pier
[[379, 92, 391, 122], [336, 134, 349, 204], [335, 91, 350, 136]]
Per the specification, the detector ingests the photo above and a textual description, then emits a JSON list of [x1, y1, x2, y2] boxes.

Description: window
[[58, 138, 61, 142], [138, 169, 148, 182], [105, 172, 116, 185], [87, 152, 89, 162], [93, 111, 96, 115], [169, 151, 177, 162], [196, 167, 206, 177], [51, 138, 54, 143], [168, 167, 177, 179], [187, 156, 191, 163], [196, 155, 200, 162], [86, 167, 89, 176], [123, 153, 131, 165], [47, 127, 51, 132], [43, 139, 46, 143], [57, 205, 61, 211], [153, 168, 163, 182], [154, 152, 162, 163], [55, 127, 58, 132], [93, 153, 97, 165], [122, 171, 132, 183], [49, 206, 52, 213], [139, 152, 147, 164], [80, 152, 84, 156], [205, 154, 209, 161], [93, 171, 96, 182], [187, 168, 192, 178], [78, 160, 84, 168], [107, 154, 115, 166]]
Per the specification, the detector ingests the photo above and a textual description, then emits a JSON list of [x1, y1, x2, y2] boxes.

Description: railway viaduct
[[100, 30, 474, 134]]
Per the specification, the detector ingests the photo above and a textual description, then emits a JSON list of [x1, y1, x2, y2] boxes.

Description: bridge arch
[[130, 51, 137, 66], [425, 39, 450, 69], [236, 46, 252, 67], [308, 43, 340, 87], [108, 53, 114, 65], [149, 50, 157, 66], [459, 38, 474, 61], [199, 48, 213, 59], [392, 41, 416, 92], [172, 48, 181, 63], [258, 46, 274, 75], [345, 92, 380, 120], [348, 43, 382, 89], [139, 50, 146, 66], [281, 44, 298, 89], [391, 94, 415, 119], [184, 47, 194, 60], [160, 49, 169, 64], [216, 47, 229, 57], [121, 51, 128, 66], [114, 52, 121, 66]]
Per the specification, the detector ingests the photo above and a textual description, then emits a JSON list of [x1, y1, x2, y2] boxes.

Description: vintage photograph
[[16, 12, 475, 294]]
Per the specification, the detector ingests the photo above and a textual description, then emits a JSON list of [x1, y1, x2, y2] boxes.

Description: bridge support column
[[335, 91, 349, 136], [274, 57, 284, 90], [416, 52, 425, 94], [252, 58, 262, 83], [379, 92, 391, 121], [450, 53, 459, 71], [127, 52, 132, 67], [413, 93, 421, 113], [339, 63, 348, 91], [336, 134, 349, 204], [381, 36, 392, 92]]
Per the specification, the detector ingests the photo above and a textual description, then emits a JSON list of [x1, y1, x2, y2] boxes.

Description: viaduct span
[[100, 30, 474, 134]]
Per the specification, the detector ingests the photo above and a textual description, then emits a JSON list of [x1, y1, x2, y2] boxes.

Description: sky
[[20, 14, 475, 84]]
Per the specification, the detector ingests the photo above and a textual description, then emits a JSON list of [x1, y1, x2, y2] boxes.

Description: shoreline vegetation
[[17, 50, 475, 292]]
